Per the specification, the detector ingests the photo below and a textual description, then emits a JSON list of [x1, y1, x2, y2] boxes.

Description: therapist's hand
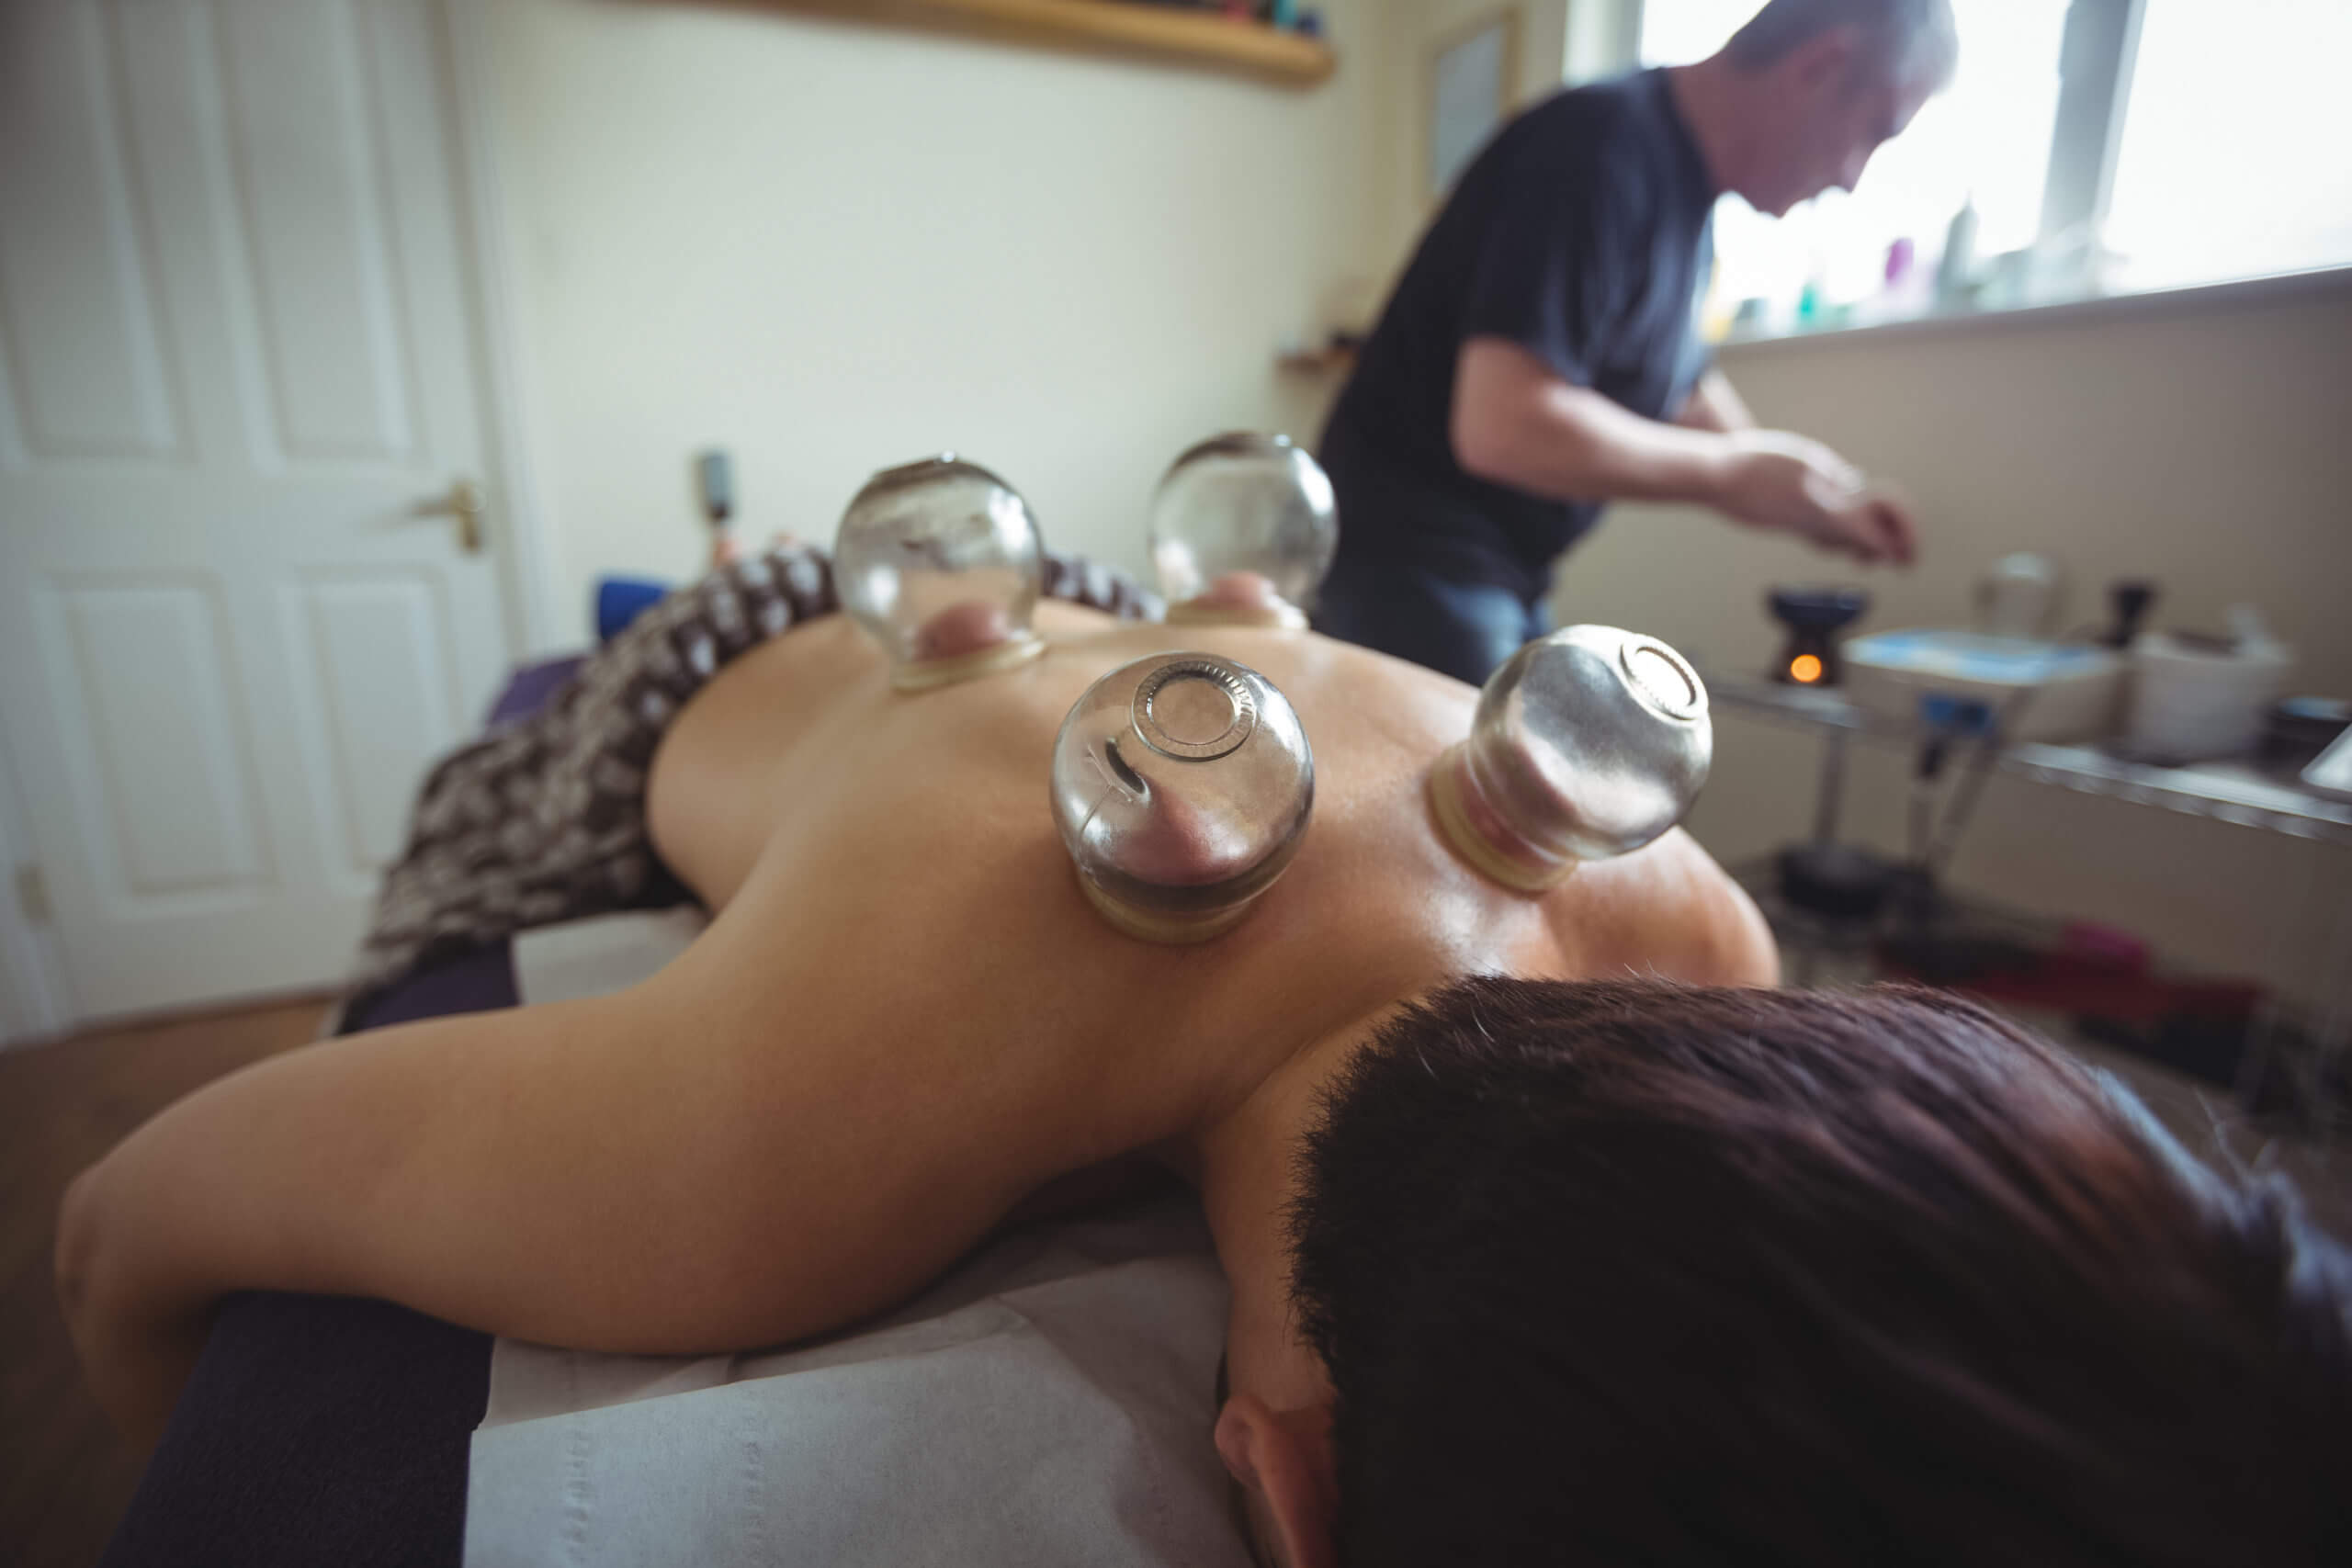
[[1715, 430, 1917, 566]]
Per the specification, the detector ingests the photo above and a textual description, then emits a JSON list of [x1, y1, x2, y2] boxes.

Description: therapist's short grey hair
[[1726, 0, 1959, 86]]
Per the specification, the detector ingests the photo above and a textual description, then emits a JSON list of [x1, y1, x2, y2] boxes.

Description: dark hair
[[1725, 0, 1959, 85], [1289, 978, 2352, 1566]]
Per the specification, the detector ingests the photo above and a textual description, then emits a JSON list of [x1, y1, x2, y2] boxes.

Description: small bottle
[[1429, 626, 1712, 890], [1050, 651, 1316, 942], [835, 456, 1047, 691], [1936, 195, 1978, 310], [1149, 433, 1338, 630]]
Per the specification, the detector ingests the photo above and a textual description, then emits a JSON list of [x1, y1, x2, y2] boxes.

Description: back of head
[[1290, 978, 2352, 1566], [1729, 0, 1959, 87]]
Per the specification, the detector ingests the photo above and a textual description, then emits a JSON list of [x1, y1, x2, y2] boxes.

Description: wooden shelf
[[765, 0, 1336, 84], [1275, 335, 1360, 374], [1275, 344, 1357, 374]]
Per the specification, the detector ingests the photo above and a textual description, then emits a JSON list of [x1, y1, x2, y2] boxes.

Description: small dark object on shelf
[[1876, 929, 2041, 987], [696, 450, 733, 526], [1766, 586, 1868, 687], [2100, 578, 2157, 649], [2075, 1010, 2255, 1093], [1776, 841, 1896, 920], [2262, 695, 2352, 771], [1275, 327, 1362, 374]]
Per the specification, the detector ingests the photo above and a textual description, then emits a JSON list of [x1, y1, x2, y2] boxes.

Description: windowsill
[[1714, 265, 2352, 355]]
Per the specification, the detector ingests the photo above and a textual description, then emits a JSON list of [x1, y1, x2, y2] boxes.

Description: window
[[2103, 0, 2352, 292], [1635, 0, 2352, 338]]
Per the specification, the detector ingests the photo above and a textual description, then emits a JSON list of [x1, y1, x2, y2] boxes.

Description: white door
[[0, 0, 518, 1021]]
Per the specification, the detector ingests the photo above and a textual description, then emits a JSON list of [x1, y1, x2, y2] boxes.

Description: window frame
[[2036, 0, 2143, 254], [1615, 0, 2352, 343]]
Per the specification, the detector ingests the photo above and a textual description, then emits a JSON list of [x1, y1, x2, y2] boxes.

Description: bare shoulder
[[1550, 829, 1781, 988]]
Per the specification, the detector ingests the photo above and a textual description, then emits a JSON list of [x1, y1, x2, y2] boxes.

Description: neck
[[1664, 53, 1749, 198], [1191, 1009, 1391, 1414]]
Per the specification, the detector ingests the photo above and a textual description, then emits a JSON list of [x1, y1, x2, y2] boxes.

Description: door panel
[[281, 570, 462, 885], [47, 575, 269, 899], [0, 0, 187, 461], [213, 0, 420, 463], [0, 0, 516, 1021]]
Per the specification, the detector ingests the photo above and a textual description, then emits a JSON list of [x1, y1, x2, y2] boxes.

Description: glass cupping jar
[[1429, 626, 1712, 891], [1148, 434, 1338, 629], [1050, 651, 1316, 942], [836, 456, 1047, 691]]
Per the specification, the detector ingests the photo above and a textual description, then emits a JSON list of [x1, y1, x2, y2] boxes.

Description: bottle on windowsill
[[1935, 195, 1979, 311]]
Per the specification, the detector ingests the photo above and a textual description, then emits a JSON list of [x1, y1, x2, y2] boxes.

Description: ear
[[1215, 1393, 1340, 1568]]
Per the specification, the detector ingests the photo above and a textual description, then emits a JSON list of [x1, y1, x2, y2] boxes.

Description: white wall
[[481, 0, 1396, 615], [1551, 280, 2352, 1001]]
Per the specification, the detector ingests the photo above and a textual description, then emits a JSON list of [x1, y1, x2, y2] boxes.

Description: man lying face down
[[57, 583, 2351, 1564]]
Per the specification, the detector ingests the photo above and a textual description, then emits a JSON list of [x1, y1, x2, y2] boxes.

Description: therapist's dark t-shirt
[[1323, 69, 1718, 603]]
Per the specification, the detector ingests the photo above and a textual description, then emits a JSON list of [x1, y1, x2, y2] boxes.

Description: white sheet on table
[[466, 908, 1250, 1567], [510, 904, 707, 1003]]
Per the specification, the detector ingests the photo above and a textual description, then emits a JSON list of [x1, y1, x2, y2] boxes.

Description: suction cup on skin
[[1429, 626, 1712, 892], [1050, 651, 1316, 942], [1148, 434, 1338, 631], [836, 456, 1047, 691]]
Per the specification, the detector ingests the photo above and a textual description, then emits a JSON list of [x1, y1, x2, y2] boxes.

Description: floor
[[0, 996, 329, 1568]]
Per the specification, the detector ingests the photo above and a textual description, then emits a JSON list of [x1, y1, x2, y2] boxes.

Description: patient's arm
[[54, 971, 1017, 1450]]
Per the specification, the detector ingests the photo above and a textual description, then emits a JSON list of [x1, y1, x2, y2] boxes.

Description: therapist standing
[[1315, 0, 1956, 682]]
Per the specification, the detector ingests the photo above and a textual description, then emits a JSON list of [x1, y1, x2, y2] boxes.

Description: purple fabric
[[341, 940, 518, 1033], [485, 655, 585, 728], [102, 1294, 490, 1568]]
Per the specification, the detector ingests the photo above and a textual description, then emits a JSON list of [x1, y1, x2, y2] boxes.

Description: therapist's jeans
[[1314, 548, 1550, 686]]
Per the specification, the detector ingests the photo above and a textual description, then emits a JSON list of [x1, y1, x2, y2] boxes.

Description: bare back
[[74, 604, 1773, 1401], [640, 601, 1771, 1194]]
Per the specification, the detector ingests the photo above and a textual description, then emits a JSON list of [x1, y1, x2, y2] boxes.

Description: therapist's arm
[[1449, 336, 1915, 565], [1674, 367, 1756, 434]]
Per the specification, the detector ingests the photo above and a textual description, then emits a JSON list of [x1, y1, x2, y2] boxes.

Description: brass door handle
[[414, 478, 485, 554]]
